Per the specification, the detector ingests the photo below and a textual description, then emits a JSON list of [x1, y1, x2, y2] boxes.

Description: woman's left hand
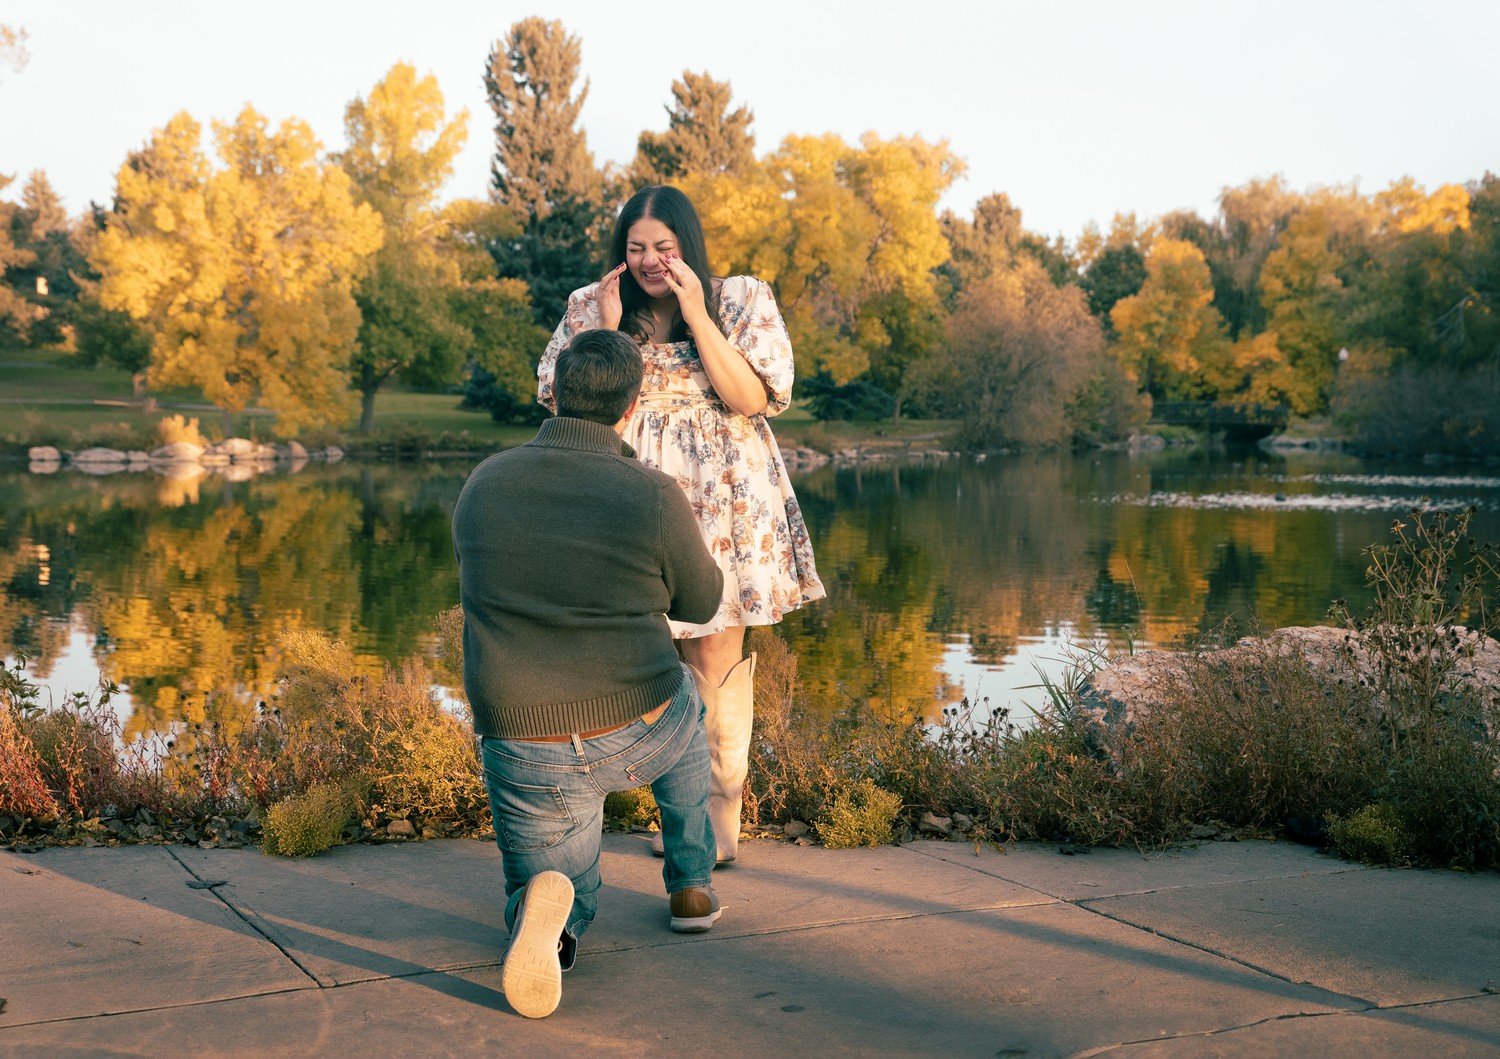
[[661, 255, 708, 327]]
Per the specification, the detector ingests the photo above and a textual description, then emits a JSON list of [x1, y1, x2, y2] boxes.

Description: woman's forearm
[[686, 312, 770, 417]]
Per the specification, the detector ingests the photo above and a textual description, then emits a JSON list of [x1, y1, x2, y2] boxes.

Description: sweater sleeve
[[659, 481, 724, 625]]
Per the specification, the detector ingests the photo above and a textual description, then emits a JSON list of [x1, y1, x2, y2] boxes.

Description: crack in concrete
[[1069, 900, 1372, 1007], [902, 840, 1367, 903], [163, 847, 323, 988], [904, 843, 1375, 1011], [1077, 990, 1500, 1056]]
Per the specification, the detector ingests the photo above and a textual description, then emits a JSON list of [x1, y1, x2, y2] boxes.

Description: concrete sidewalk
[[1, 835, 1496, 1057]]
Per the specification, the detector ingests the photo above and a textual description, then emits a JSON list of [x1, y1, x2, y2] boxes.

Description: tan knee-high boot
[[650, 654, 757, 862], [698, 654, 755, 863]]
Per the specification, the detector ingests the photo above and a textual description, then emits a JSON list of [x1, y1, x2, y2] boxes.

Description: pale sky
[[1, 0, 1495, 242]]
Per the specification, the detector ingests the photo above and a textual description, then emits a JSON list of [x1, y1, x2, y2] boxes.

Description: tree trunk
[[359, 363, 381, 433]]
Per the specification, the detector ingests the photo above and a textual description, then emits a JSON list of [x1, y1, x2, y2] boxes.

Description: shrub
[[817, 779, 902, 848], [1327, 804, 1414, 866], [262, 783, 354, 857], [604, 786, 657, 830], [155, 414, 207, 448], [0, 700, 61, 820], [1332, 359, 1500, 458]]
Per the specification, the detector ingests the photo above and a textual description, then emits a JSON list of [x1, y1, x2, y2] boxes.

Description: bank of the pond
[[5, 606, 1496, 871]]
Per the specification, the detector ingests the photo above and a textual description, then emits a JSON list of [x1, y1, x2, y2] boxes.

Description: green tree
[[439, 198, 550, 420], [338, 62, 471, 431], [1213, 176, 1299, 338], [630, 71, 756, 187], [0, 173, 40, 345], [484, 17, 603, 325], [5, 171, 85, 348], [1080, 243, 1147, 332], [91, 109, 384, 434]]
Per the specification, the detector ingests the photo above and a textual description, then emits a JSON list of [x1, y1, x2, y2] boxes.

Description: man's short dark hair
[[553, 330, 644, 424]]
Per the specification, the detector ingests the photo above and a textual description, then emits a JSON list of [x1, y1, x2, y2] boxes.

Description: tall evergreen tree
[[484, 18, 603, 326], [630, 71, 755, 187], [0, 173, 39, 344]]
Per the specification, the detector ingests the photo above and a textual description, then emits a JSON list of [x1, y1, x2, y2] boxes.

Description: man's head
[[553, 329, 644, 425]]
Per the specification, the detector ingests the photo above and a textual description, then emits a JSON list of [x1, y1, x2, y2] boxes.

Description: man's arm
[[660, 484, 724, 625]]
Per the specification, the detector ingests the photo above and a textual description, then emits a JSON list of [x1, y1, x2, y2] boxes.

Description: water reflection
[[3, 447, 1497, 736]]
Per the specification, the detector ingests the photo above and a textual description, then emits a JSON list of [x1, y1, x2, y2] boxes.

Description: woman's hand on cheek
[[662, 256, 707, 325], [597, 262, 626, 330]]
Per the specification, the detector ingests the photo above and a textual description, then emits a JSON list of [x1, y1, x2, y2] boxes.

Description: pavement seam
[[1077, 990, 1500, 1056], [163, 846, 324, 988], [0, 985, 315, 1032], [903, 841, 1368, 902], [1070, 900, 1374, 1008]]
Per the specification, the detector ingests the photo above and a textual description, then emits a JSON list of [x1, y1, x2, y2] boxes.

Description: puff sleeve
[[718, 276, 795, 417], [536, 284, 603, 413]]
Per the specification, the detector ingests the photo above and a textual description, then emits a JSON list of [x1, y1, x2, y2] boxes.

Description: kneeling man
[[453, 329, 725, 1019]]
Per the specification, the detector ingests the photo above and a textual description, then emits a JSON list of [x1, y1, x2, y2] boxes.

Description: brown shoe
[[669, 886, 722, 933]]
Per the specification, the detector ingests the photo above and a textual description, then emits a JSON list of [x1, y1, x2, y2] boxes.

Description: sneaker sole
[[670, 906, 723, 933], [502, 871, 573, 1019]]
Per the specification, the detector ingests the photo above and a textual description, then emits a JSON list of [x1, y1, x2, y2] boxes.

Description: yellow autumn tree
[[1110, 238, 1225, 399], [92, 108, 383, 435], [692, 132, 959, 388]]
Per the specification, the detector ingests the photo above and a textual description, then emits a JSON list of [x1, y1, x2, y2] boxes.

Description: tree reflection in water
[[3, 448, 1493, 738]]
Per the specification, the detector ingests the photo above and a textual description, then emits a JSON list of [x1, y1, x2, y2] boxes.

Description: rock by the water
[[211, 437, 258, 461], [1078, 625, 1500, 740], [27, 446, 61, 462], [126, 450, 151, 464], [323, 445, 345, 463], [198, 452, 231, 467], [72, 447, 128, 464], [276, 440, 308, 461], [918, 812, 952, 837], [150, 441, 204, 464]]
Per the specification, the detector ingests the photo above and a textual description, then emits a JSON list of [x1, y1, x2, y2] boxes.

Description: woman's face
[[624, 217, 678, 299]]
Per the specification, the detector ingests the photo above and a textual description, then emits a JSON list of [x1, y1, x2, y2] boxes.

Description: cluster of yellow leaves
[[690, 132, 962, 384], [92, 108, 383, 435]]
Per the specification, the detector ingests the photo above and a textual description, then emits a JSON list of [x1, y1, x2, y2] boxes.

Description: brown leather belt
[[517, 700, 670, 743]]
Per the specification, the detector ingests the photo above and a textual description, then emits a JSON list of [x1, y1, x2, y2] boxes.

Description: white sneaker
[[501, 871, 573, 1018]]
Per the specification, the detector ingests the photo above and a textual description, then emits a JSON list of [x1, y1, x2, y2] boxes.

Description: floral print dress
[[538, 275, 826, 638]]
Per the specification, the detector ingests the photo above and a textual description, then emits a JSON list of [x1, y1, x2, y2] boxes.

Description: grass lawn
[[1, 347, 957, 455]]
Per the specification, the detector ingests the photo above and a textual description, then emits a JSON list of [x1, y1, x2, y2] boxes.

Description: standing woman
[[538, 185, 825, 863]]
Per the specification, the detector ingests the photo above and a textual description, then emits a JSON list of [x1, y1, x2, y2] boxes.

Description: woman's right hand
[[596, 263, 626, 331]]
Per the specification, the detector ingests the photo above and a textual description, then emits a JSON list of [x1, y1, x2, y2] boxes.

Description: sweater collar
[[529, 416, 636, 459]]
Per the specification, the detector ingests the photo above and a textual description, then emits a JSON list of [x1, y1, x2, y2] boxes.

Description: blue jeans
[[480, 664, 714, 944]]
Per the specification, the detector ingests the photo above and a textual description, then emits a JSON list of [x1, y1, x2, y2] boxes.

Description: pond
[[3, 444, 1497, 740]]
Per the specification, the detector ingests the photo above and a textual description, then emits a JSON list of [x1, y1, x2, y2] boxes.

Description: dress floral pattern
[[538, 275, 826, 638]]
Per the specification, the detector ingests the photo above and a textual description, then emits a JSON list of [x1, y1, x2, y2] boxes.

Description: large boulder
[[275, 440, 308, 461], [150, 441, 205, 464], [71, 447, 128, 465], [210, 437, 259, 461]]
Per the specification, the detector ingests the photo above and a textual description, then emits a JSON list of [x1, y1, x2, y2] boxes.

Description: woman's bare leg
[[678, 626, 746, 687]]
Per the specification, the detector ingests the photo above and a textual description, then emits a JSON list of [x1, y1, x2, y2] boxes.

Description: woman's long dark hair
[[609, 186, 721, 344]]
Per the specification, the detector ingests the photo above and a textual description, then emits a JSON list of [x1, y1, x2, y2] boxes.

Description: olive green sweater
[[452, 417, 723, 739]]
